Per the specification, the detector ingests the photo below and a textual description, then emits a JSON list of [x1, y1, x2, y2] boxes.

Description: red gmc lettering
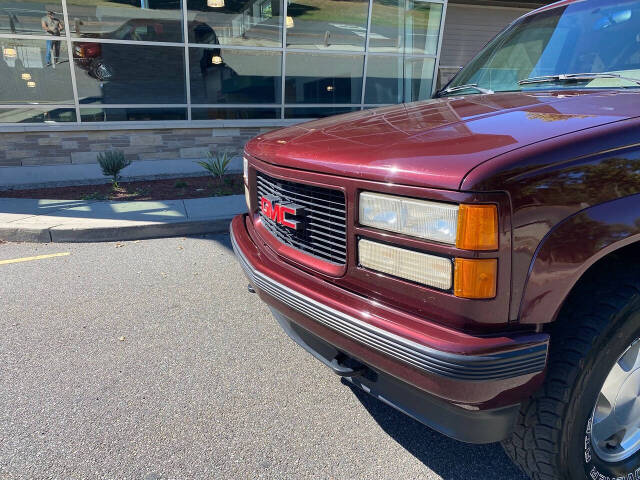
[[260, 196, 300, 230], [261, 196, 278, 221], [278, 205, 297, 229]]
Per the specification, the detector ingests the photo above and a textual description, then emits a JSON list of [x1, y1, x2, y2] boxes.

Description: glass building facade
[[0, 0, 446, 124]]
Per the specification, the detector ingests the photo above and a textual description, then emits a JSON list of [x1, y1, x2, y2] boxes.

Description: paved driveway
[[0, 234, 527, 479]]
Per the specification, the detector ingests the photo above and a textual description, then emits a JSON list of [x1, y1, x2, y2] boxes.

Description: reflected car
[[73, 20, 218, 82], [108, 18, 183, 43]]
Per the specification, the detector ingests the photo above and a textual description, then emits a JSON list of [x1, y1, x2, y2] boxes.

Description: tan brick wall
[[0, 127, 276, 168]]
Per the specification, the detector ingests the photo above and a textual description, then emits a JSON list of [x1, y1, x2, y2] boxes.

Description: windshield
[[440, 0, 640, 96]]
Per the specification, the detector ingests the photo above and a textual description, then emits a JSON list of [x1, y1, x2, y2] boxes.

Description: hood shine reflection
[[245, 91, 640, 190]]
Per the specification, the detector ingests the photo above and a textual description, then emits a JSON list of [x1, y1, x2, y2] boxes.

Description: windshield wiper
[[518, 72, 640, 86], [440, 84, 495, 96]]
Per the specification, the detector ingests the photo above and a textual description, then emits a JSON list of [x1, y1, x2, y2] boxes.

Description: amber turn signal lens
[[454, 258, 497, 299], [456, 204, 498, 251]]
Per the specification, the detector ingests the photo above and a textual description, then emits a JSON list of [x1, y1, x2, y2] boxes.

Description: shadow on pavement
[[343, 380, 528, 480], [198, 231, 234, 253], [0, 197, 246, 233], [0, 198, 189, 223]]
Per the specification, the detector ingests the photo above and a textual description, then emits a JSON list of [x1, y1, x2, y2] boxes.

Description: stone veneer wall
[[0, 127, 275, 168]]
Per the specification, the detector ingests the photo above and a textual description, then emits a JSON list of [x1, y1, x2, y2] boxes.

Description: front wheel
[[503, 269, 640, 480]]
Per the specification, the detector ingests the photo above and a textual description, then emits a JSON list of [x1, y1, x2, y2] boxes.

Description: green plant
[[196, 151, 232, 182], [97, 150, 131, 188], [174, 180, 188, 189]]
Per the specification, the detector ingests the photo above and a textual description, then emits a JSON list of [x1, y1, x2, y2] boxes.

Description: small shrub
[[97, 150, 131, 188], [174, 180, 188, 189], [196, 151, 232, 182]]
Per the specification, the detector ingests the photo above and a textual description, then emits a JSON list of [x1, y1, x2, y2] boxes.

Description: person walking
[[41, 10, 64, 67], [8, 12, 19, 34]]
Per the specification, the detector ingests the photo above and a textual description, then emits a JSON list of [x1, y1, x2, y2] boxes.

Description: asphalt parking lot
[[0, 234, 527, 480]]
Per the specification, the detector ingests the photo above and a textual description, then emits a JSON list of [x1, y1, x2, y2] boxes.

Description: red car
[[72, 19, 217, 81], [232, 1, 640, 478]]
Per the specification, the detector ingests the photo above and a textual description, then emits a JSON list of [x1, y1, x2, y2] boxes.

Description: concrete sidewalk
[[0, 195, 246, 243]]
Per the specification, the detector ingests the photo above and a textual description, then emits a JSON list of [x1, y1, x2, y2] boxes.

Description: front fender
[[519, 194, 640, 324]]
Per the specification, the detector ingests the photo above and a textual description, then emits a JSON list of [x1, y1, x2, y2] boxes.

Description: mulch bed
[[1, 175, 244, 201]]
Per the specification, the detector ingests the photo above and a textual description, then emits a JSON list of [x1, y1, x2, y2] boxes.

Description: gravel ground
[[1, 175, 243, 201], [0, 235, 528, 480]]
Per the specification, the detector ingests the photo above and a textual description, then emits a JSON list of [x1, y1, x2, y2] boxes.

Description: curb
[[0, 217, 234, 244], [0, 226, 52, 243]]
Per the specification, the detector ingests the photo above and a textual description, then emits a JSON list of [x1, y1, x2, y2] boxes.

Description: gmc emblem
[[260, 195, 305, 231]]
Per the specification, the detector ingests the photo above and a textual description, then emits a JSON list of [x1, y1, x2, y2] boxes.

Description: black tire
[[502, 266, 640, 480]]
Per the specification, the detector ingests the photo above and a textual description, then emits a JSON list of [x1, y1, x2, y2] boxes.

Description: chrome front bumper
[[230, 224, 548, 382]]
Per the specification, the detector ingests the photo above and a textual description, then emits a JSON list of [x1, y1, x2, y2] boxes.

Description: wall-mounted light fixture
[[3, 47, 17, 59]]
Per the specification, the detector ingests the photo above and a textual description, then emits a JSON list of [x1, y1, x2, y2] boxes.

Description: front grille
[[256, 171, 347, 265]]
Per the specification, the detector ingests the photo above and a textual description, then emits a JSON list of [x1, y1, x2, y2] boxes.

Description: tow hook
[[329, 354, 367, 377]]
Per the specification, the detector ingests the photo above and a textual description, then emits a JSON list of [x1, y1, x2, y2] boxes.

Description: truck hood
[[245, 91, 640, 190]]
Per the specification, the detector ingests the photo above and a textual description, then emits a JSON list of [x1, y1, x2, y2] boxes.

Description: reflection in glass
[[0, 38, 74, 104], [365, 56, 402, 104], [0, 108, 76, 123], [66, 0, 183, 43], [1, 0, 444, 122], [187, 0, 282, 47], [286, 0, 368, 50], [285, 106, 358, 118], [368, 0, 403, 53], [192, 107, 280, 119], [285, 53, 363, 103], [446, 1, 640, 95], [0, 0, 63, 35], [190, 48, 281, 104], [73, 43, 186, 104], [405, 1, 442, 55], [80, 108, 187, 122], [405, 56, 435, 101], [365, 56, 437, 103], [369, 0, 442, 54]]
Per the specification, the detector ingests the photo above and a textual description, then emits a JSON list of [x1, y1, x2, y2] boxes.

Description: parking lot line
[[0, 252, 71, 266]]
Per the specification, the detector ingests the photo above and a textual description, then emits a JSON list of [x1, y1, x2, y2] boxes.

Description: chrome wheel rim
[[591, 338, 640, 463]]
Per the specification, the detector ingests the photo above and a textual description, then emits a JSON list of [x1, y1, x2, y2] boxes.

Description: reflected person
[[41, 10, 64, 66], [8, 12, 19, 34]]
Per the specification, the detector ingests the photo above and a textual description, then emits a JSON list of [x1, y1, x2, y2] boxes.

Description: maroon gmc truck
[[231, 1, 640, 478]]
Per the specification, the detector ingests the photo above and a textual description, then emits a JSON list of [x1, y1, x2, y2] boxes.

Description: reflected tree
[[514, 155, 640, 207]]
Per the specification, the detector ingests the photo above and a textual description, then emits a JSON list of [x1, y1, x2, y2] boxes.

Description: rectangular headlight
[[359, 192, 458, 244], [359, 239, 452, 290]]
